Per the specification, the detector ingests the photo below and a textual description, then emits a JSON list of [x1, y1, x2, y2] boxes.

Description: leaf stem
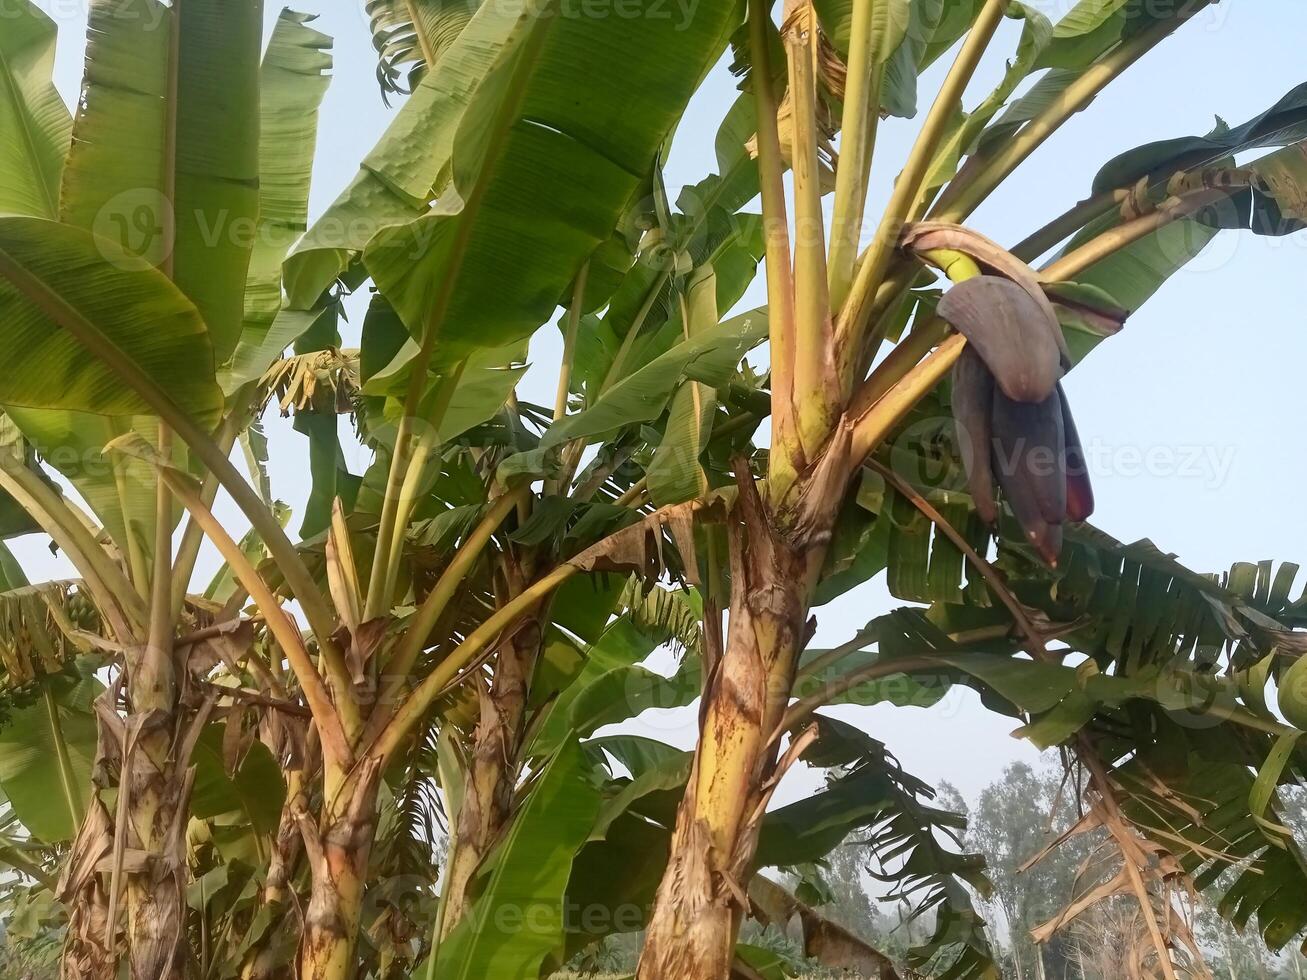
[[785, 0, 837, 461], [365, 9, 555, 618], [1039, 188, 1228, 283], [135, 426, 180, 776], [847, 331, 965, 469], [836, 0, 1006, 378], [171, 413, 241, 616], [160, 468, 353, 766], [1011, 190, 1117, 262], [930, 3, 1214, 224], [367, 564, 576, 766], [746, 0, 799, 490], [828, 0, 886, 307], [553, 263, 589, 423], [378, 486, 528, 719], [0, 448, 141, 637]]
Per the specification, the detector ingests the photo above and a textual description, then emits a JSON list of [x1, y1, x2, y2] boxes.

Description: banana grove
[[0, 0, 1304, 978]]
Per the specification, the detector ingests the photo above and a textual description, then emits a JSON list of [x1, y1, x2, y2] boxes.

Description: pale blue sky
[[25, 0, 1307, 800]]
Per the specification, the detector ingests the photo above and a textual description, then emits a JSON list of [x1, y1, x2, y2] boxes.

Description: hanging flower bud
[[938, 275, 1094, 566]]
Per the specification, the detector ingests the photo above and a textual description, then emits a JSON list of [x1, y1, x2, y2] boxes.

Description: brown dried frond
[[1026, 747, 1212, 980], [259, 347, 360, 417], [744, 0, 845, 189]]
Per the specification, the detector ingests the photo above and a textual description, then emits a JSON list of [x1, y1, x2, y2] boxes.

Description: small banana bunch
[[939, 274, 1093, 565]]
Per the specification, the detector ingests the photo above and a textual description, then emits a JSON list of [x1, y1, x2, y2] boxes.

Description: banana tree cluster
[[0, 1, 1305, 980]]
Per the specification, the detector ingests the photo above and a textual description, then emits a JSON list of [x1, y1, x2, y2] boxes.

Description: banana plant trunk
[[122, 710, 190, 977], [637, 481, 825, 979], [297, 761, 383, 980], [441, 613, 542, 935], [241, 770, 309, 980]]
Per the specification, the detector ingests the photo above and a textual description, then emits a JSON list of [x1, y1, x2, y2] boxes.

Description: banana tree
[[0, 0, 748, 977], [581, 0, 1307, 977]]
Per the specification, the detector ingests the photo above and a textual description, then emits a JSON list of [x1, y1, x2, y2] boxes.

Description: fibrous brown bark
[[58, 800, 117, 980], [637, 472, 835, 979], [441, 608, 541, 935], [296, 760, 383, 980], [122, 707, 192, 980]]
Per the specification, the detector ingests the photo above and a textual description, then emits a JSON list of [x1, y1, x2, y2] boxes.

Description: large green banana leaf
[[281, 0, 535, 313], [223, 10, 333, 393], [363, 0, 740, 372], [60, 0, 262, 364], [0, 673, 100, 844], [0, 0, 70, 220], [422, 737, 601, 978], [0, 216, 222, 424]]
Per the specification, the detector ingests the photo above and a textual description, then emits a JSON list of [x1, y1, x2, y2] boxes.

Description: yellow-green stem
[[375, 486, 528, 735], [785, 0, 837, 461], [553, 263, 589, 422], [836, 0, 1007, 375], [171, 413, 241, 616], [376, 361, 468, 619], [1040, 187, 1229, 283], [363, 10, 556, 620], [746, 0, 798, 492], [848, 330, 965, 467], [161, 469, 352, 767], [0, 449, 141, 637], [828, 0, 887, 307], [367, 564, 575, 766]]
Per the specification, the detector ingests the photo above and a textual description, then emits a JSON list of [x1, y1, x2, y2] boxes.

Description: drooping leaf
[[879, 0, 985, 119], [0, 0, 70, 219], [1092, 81, 1307, 195], [811, 0, 910, 61], [0, 216, 222, 425], [363, 0, 740, 376], [223, 10, 333, 391], [758, 717, 997, 980], [0, 673, 100, 843], [189, 724, 287, 837]]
